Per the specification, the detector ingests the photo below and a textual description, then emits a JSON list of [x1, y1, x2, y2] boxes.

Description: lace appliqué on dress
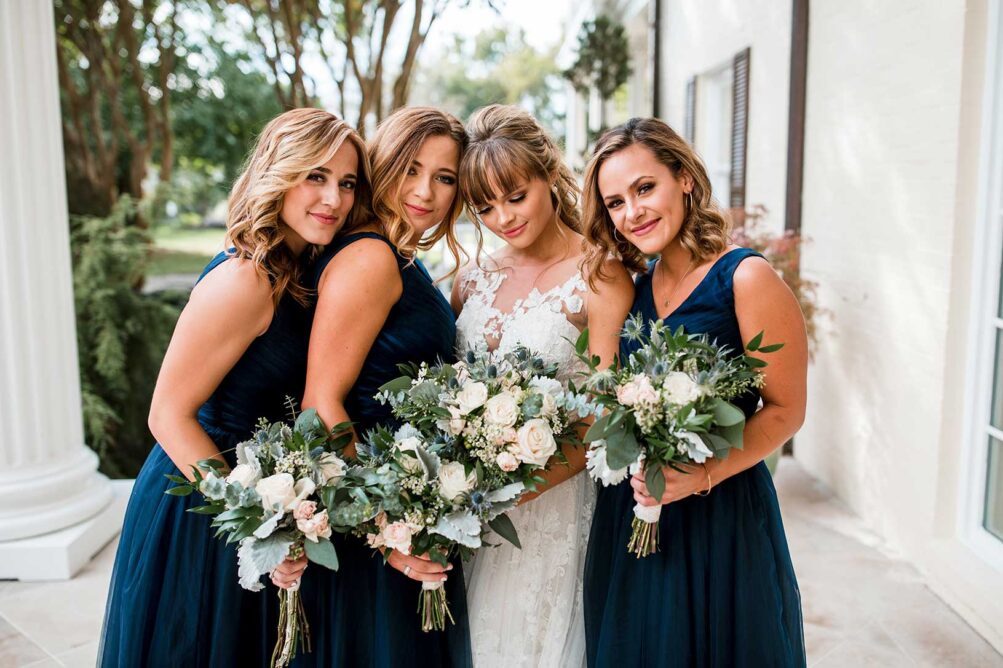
[[456, 265, 594, 668]]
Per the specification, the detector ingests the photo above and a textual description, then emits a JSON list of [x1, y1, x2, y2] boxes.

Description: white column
[[0, 1, 125, 579]]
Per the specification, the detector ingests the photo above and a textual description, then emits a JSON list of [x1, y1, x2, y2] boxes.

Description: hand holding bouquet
[[166, 407, 353, 667], [357, 347, 583, 630], [579, 315, 782, 557]]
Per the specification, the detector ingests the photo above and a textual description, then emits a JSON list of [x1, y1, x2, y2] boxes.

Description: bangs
[[460, 138, 539, 206]]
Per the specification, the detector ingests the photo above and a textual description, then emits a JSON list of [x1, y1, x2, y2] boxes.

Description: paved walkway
[[1, 458, 1001, 666]]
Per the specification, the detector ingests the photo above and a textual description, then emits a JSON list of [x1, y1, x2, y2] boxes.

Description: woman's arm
[[301, 239, 402, 459], [148, 259, 274, 480], [632, 255, 808, 504], [522, 259, 635, 501], [449, 264, 468, 316]]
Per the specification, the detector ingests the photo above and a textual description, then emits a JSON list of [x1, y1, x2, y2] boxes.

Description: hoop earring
[[686, 191, 694, 211], [613, 227, 625, 243]]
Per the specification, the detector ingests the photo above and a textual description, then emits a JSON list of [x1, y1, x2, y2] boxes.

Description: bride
[[452, 105, 633, 667]]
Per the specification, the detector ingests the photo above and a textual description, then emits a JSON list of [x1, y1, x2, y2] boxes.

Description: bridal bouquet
[[166, 407, 354, 667], [358, 347, 583, 630], [579, 314, 782, 557]]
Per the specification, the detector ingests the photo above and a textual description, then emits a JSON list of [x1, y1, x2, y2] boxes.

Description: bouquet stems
[[271, 543, 311, 667], [418, 580, 454, 632], [628, 503, 662, 558]]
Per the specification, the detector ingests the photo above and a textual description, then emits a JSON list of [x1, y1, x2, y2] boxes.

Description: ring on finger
[[404, 565, 412, 577]]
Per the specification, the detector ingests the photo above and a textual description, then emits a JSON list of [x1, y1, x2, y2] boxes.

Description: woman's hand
[[271, 554, 309, 590], [386, 549, 452, 584], [630, 463, 711, 506]]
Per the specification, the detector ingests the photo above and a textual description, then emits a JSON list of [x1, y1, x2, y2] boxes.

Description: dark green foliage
[[563, 15, 632, 129], [71, 197, 182, 477]]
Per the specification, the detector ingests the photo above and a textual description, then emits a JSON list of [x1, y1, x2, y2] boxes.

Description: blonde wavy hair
[[226, 107, 371, 306], [348, 106, 468, 279], [460, 104, 582, 263], [582, 117, 730, 288]]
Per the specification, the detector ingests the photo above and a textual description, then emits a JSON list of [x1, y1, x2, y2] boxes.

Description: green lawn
[[148, 226, 225, 276]]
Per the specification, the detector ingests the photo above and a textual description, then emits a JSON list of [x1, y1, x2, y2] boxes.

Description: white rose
[[515, 419, 557, 467], [296, 509, 332, 542], [483, 392, 520, 427], [438, 461, 476, 501], [663, 372, 701, 406], [226, 463, 260, 489], [316, 452, 346, 484], [496, 451, 519, 472], [382, 521, 414, 554], [288, 478, 316, 510], [255, 473, 296, 511], [455, 381, 488, 415]]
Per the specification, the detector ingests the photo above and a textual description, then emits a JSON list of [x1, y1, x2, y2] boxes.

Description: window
[[688, 48, 750, 212], [964, 0, 1003, 563], [695, 63, 734, 206]]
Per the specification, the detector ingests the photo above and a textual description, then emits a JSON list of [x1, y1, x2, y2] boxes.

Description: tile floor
[[1, 458, 1001, 667]]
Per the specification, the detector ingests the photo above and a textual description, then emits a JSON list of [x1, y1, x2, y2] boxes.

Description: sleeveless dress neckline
[[100, 249, 314, 667], [583, 247, 806, 668], [643, 247, 747, 322], [297, 231, 471, 668]]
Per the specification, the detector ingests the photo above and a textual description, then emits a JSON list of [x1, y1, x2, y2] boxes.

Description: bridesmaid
[[99, 108, 369, 667], [580, 117, 808, 667], [296, 107, 472, 667]]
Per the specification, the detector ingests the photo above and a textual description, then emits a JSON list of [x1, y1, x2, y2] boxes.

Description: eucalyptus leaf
[[711, 399, 745, 427], [645, 463, 666, 501], [379, 376, 413, 394], [583, 414, 611, 443], [305, 538, 339, 571], [746, 331, 764, 351], [604, 426, 641, 470], [717, 420, 745, 450], [488, 513, 522, 549]]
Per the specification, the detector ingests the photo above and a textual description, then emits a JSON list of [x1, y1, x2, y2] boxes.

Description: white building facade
[[654, 0, 1003, 652]]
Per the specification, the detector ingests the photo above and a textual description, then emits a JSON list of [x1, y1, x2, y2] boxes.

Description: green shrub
[[71, 197, 182, 477]]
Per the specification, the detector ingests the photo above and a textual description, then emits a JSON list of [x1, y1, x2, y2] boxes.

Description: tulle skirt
[[583, 462, 805, 668], [99, 442, 278, 667]]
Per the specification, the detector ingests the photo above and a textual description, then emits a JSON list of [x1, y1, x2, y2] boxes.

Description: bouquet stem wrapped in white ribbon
[[166, 407, 358, 667], [576, 316, 783, 558]]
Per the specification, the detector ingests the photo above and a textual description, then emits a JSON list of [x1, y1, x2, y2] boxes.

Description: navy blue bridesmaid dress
[[99, 251, 314, 667], [295, 231, 472, 667], [583, 248, 805, 668]]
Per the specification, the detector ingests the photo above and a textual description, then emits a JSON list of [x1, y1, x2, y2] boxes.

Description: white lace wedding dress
[[456, 264, 594, 668]]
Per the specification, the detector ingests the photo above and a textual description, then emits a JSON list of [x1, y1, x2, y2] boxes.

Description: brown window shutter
[[730, 47, 750, 209], [684, 76, 697, 143]]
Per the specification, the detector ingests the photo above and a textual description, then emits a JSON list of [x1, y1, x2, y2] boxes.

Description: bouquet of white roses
[[357, 347, 583, 630], [578, 314, 782, 557], [166, 407, 354, 667]]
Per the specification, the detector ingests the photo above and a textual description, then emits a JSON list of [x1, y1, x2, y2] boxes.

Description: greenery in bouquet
[[165, 406, 355, 667], [359, 347, 587, 629], [577, 314, 782, 557]]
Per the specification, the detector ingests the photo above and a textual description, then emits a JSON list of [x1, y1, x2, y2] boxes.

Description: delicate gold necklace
[[658, 257, 698, 309]]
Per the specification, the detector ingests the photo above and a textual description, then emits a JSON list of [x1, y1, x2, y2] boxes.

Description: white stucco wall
[[658, 0, 791, 231], [798, 0, 1003, 649]]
